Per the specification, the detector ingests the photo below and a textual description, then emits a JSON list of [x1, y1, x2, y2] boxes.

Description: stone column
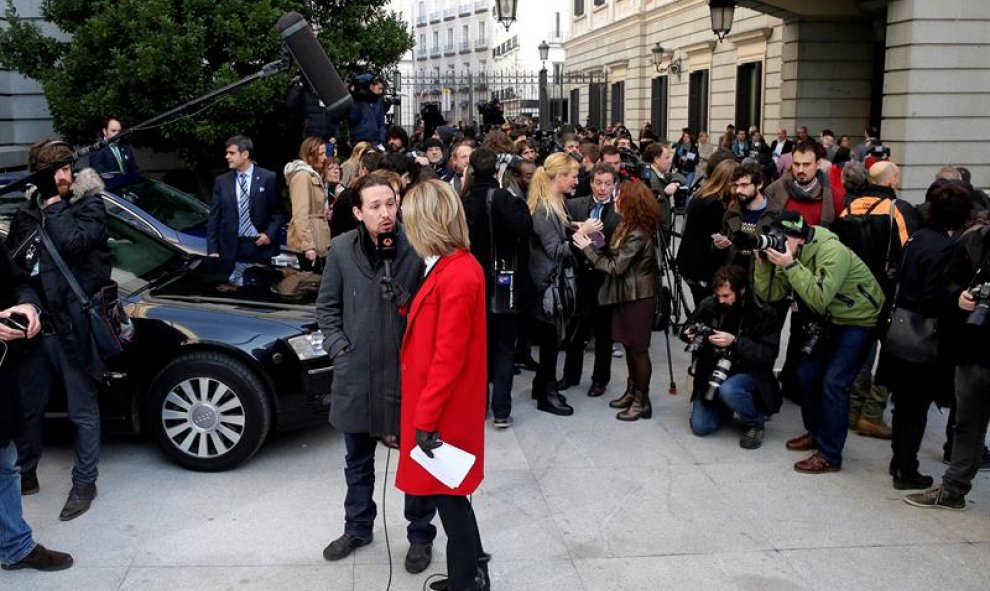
[[883, 0, 990, 203], [778, 18, 875, 141]]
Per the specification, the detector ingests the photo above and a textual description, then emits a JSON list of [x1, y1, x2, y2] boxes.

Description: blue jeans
[[16, 335, 101, 485], [342, 432, 437, 544], [0, 442, 35, 565], [690, 373, 763, 435], [796, 325, 872, 465]]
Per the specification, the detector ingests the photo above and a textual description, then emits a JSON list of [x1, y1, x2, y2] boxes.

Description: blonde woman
[[340, 141, 372, 189], [526, 152, 595, 417], [675, 158, 738, 305], [285, 137, 332, 271], [397, 179, 490, 591]]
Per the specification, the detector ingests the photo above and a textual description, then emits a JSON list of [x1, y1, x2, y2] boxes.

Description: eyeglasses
[[732, 181, 753, 188]]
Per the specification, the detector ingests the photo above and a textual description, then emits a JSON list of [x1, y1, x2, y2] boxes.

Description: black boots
[[534, 379, 574, 416]]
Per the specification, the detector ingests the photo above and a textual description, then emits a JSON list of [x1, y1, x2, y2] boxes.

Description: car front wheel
[[147, 352, 272, 471]]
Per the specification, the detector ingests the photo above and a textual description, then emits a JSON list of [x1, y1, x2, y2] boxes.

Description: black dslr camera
[[616, 148, 646, 182], [534, 130, 562, 160], [801, 320, 828, 356], [732, 227, 787, 254], [685, 323, 714, 354], [870, 144, 891, 160], [966, 282, 990, 327]]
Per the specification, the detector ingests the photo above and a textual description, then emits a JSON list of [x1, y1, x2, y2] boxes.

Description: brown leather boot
[[608, 379, 635, 409], [616, 389, 652, 421]]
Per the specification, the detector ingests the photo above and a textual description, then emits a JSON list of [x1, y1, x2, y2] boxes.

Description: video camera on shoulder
[[616, 148, 647, 182], [870, 144, 891, 160]]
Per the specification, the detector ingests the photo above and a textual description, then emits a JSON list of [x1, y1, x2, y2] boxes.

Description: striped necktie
[[237, 173, 255, 237]]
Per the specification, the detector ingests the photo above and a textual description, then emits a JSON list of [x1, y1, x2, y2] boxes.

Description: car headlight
[[288, 332, 326, 360]]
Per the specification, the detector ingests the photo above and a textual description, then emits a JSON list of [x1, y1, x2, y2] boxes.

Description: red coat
[[396, 250, 487, 496]]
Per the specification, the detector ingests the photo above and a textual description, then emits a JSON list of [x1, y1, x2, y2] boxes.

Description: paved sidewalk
[[7, 335, 989, 591]]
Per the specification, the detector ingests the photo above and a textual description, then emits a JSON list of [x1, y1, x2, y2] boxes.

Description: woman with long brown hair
[[285, 136, 332, 271], [340, 141, 373, 189], [573, 182, 660, 420], [675, 159, 738, 306]]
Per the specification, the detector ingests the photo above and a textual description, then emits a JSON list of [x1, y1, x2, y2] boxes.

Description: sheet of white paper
[[410, 441, 476, 489]]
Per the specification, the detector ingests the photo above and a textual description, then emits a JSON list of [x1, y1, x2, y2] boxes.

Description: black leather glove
[[415, 429, 441, 458], [379, 276, 410, 307]]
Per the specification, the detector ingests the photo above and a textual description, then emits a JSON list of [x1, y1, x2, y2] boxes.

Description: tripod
[[655, 217, 693, 395]]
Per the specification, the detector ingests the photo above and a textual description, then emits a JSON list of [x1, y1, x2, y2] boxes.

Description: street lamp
[[538, 40, 550, 129], [708, 0, 736, 42], [495, 0, 518, 32], [650, 42, 683, 80]]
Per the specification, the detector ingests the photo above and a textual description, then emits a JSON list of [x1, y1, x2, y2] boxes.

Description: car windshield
[[110, 177, 210, 232], [107, 213, 188, 294]]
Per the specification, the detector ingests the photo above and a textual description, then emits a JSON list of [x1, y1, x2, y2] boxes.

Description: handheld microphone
[[376, 231, 397, 279], [276, 12, 353, 117]]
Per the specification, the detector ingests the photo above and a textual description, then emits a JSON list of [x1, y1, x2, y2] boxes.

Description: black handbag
[[486, 189, 519, 315], [39, 229, 133, 361], [881, 238, 937, 365]]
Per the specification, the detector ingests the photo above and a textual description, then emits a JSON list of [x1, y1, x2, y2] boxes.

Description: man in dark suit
[[207, 135, 286, 284], [88, 117, 140, 176], [560, 162, 622, 397]]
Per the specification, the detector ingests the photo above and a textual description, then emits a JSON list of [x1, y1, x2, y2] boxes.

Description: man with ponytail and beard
[[5, 139, 111, 521]]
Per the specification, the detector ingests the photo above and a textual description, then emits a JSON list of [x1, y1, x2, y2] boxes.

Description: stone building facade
[[564, 0, 989, 202]]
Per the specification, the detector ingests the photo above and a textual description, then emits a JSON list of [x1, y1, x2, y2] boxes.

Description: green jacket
[[754, 227, 884, 327]]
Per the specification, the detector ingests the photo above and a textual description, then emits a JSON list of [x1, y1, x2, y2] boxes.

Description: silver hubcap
[[161, 377, 246, 458]]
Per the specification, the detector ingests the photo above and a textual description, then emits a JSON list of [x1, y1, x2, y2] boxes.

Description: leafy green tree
[[0, 0, 412, 170]]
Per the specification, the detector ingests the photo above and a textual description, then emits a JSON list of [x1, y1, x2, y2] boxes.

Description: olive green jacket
[[754, 226, 884, 327]]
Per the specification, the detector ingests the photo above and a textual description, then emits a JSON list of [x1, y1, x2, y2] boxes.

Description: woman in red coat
[[397, 179, 489, 591]]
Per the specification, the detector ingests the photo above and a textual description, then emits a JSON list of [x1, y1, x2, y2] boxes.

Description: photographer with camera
[[754, 211, 884, 473], [347, 74, 387, 146], [1, 242, 73, 572], [7, 140, 111, 520], [642, 143, 686, 239], [905, 202, 990, 510], [719, 163, 781, 271], [680, 265, 781, 449]]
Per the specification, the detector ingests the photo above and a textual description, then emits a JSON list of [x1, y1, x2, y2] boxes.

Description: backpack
[[831, 197, 896, 285]]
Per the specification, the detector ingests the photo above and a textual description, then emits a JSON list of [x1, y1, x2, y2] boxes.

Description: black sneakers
[[904, 486, 965, 511], [493, 416, 513, 429], [59, 483, 97, 522], [892, 471, 934, 491], [405, 542, 432, 574], [322, 533, 372, 561], [740, 426, 765, 450]]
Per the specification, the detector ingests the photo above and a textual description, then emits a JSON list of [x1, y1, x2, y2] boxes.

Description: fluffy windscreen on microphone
[[276, 12, 353, 117]]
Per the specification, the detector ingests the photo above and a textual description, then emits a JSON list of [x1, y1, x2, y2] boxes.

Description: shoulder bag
[[486, 188, 519, 314], [882, 238, 938, 365], [38, 229, 133, 361]]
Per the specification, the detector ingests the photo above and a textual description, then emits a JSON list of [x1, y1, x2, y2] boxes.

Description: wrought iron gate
[[387, 70, 607, 132]]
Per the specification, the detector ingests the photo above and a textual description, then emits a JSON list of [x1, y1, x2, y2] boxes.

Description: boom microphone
[[276, 12, 352, 117]]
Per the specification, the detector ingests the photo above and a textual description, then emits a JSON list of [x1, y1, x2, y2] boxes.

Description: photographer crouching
[[680, 265, 782, 449], [753, 211, 884, 473]]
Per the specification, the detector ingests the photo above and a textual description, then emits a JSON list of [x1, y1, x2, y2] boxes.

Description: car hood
[[139, 265, 320, 331]]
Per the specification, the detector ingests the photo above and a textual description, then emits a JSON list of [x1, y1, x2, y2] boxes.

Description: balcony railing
[[475, 37, 488, 50], [416, 14, 427, 27], [474, 0, 488, 14], [459, 41, 471, 53], [429, 11, 441, 23], [430, 45, 441, 58], [459, 2, 472, 16], [416, 49, 427, 60], [444, 43, 456, 56], [443, 7, 456, 20]]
